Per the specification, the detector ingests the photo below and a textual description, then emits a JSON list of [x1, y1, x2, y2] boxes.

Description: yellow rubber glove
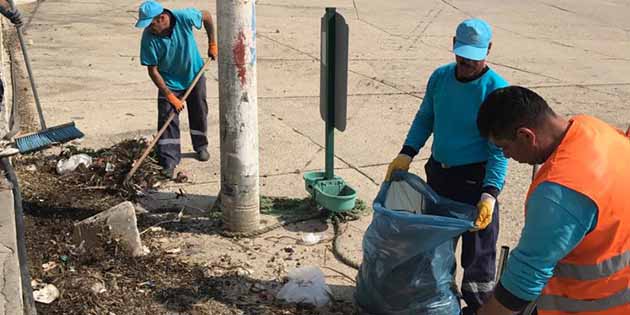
[[474, 193, 496, 230], [208, 41, 218, 60], [165, 92, 184, 112], [385, 154, 412, 181]]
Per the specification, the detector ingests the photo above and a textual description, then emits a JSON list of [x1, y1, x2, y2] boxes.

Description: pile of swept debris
[[15, 138, 164, 211], [14, 139, 357, 314]]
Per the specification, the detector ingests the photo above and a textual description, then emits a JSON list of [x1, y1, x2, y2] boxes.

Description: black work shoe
[[196, 149, 210, 161], [161, 166, 175, 179]]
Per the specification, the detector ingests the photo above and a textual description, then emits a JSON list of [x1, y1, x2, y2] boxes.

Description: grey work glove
[[3, 9, 23, 26]]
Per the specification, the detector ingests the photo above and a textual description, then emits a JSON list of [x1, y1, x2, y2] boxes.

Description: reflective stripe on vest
[[539, 287, 630, 312], [554, 251, 630, 281]]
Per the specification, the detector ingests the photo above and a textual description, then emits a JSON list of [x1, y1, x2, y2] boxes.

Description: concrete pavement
[[4, 0, 630, 308]]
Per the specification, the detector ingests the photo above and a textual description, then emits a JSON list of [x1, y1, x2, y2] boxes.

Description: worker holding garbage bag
[[374, 17, 509, 315]]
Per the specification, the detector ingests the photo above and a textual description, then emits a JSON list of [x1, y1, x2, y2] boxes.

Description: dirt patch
[[16, 141, 358, 314], [14, 138, 164, 212], [24, 203, 355, 314]]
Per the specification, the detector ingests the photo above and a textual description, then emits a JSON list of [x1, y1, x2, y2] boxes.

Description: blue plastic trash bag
[[355, 172, 477, 315]]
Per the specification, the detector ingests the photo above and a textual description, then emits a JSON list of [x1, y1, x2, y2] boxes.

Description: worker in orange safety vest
[[475, 85, 630, 315]]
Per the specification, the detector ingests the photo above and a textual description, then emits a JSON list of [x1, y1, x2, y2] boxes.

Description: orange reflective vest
[[526, 115, 630, 315]]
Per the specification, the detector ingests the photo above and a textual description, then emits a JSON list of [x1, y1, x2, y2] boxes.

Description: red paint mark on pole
[[233, 31, 247, 86]]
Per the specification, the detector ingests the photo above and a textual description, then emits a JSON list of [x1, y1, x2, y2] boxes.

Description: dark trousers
[[424, 156, 499, 312], [157, 75, 209, 169]]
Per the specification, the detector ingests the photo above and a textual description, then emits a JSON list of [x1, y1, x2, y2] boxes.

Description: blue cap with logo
[[453, 18, 492, 61], [135, 0, 164, 28]]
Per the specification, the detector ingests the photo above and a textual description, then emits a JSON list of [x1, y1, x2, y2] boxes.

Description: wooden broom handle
[[124, 60, 212, 183]]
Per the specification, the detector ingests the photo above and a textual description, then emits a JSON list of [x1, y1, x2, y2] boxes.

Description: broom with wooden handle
[[124, 59, 212, 184]]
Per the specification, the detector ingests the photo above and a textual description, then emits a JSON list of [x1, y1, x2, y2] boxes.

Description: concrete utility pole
[[217, 0, 260, 232]]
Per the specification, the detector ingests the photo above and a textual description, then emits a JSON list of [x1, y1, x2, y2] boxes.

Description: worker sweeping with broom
[[384, 18, 509, 314], [136, 0, 217, 179]]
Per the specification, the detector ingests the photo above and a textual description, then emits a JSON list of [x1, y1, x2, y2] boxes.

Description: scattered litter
[[25, 165, 37, 172], [68, 240, 86, 256], [301, 233, 322, 245], [134, 203, 149, 214], [250, 283, 266, 293], [31, 279, 43, 288], [165, 247, 181, 254], [148, 227, 163, 232], [56, 154, 92, 174], [16, 138, 166, 211], [105, 162, 115, 172], [236, 267, 254, 276], [33, 283, 60, 304], [276, 266, 332, 307], [15, 137, 358, 313], [137, 280, 155, 288], [70, 138, 84, 145], [42, 261, 58, 272], [90, 282, 107, 294], [0, 147, 19, 157], [174, 171, 189, 183]]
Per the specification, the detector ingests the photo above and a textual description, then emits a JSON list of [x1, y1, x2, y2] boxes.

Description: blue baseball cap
[[453, 18, 492, 61], [135, 1, 164, 28]]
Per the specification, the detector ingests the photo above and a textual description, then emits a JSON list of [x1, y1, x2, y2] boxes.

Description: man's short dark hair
[[477, 86, 556, 140]]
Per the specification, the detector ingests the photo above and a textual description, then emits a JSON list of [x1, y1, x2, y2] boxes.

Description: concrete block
[[73, 201, 145, 257]]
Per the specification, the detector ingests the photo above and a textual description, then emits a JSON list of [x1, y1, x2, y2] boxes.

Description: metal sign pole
[[303, 8, 356, 213], [324, 8, 336, 180]]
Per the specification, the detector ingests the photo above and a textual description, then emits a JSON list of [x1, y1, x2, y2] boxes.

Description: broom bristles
[[15, 123, 84, 153]]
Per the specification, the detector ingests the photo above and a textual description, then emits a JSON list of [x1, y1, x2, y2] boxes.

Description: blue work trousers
[[156, 75, 209, 169]]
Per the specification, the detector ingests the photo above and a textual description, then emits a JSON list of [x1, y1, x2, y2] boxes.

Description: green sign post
[[304, 8, 357, 212]]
